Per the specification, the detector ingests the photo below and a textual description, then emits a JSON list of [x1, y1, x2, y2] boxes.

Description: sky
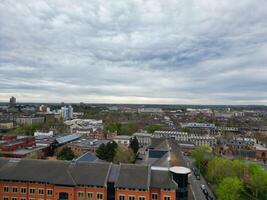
[[0, 0, 267, 105]]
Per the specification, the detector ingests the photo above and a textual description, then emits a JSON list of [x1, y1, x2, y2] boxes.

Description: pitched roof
[[75, 151, 98, 162], [150, 169, 177, 189], [115, 164, 150, 189], [56, 134, 80, 144], [0, 158, 110, 186]]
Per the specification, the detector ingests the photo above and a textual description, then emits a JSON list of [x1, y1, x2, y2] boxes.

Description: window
[[87, 192, 93, 200], [129, 196, 135, 200], [12, 187, 18, 193], [152, 194, 158, 200], [119, 195, 125, 200], [11, 198, 17, 200], [78, 192, 84, 199], [3, 197, 9, 200], [164, 196, 170, 200], [47, 189, 53, 196], [38, 188, 44, 195], [20, 198, 26, 200], [139, 197, 145, 200], [21, 187, 27, 194], [97, 193, 103, 200], [3, 186, 9, 193], [29, 188, 35, 194], [29, 199, 35, 200]]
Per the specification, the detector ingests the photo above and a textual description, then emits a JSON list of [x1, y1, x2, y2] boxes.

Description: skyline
[[1, 1, 267, 105]]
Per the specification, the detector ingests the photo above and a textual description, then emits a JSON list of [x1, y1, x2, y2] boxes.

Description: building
[[213, 139, 267, 162], [16, 116, 45, 125], [113, 135, 132, 147], [9, 96, 16, 107], [0, 158, 191, 200], [0, 122, 14, 129], [133, 132, 152, 147], [67, 139, 111, 156], [61, 105, 73, 120], [34, 131, 54, 137], [138, 108, 163, 114], [0, 135, 48, 158], [65, 119, 103, 134], [180, 123, 216, 129], [37, 105, 50, 113], [153, 131, 216, 147], [153, 131, 188, 142]]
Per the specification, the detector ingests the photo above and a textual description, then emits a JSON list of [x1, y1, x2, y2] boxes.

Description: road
[[183, 155, 216, 200]]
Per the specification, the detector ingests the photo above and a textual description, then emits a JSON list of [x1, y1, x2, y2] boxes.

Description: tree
[[217, 177, 243, 200], [247, 164, 267, 199], [120, 123, 139, 135], [146, 124, 161, 133], [106, 141, 118, 162], [57, 147, 75, 160], [113, 145, 135, 164], [191, 145, 213, 174], [104, 123, 121, 133], [96, 142, 118, 162], [207, 158, 245, 185], [129, 137, 139, 155]]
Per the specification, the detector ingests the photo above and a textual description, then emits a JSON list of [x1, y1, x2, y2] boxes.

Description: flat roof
[[169, 166, 191, 174]]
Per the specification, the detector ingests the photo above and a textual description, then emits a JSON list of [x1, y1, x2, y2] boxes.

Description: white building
[[61, 105, 73, 120], [153, 130, 217, 147], [133, 132, 152, 146], [153, 131, 189, 141], [137, 108, 163, 114], [113, 135, 132, 146], [34, 131, 54, 137]]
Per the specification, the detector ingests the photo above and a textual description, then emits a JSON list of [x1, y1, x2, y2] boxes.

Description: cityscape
[[1, 1, 267, 200], [0, 97, 267, 200]]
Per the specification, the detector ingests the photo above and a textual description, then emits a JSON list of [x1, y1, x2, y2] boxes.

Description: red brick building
[[0, 158, 190, 200], [0, 136, 35, 153]]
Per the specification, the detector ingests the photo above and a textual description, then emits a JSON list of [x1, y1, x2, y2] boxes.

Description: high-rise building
[[61, 105, 73, 120], [9, 96, 16, 107]]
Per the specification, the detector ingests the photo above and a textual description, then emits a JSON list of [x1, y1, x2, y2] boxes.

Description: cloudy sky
[[0, 0, 267, 104]]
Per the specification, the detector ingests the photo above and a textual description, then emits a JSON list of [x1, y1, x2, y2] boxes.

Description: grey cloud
[[0, 0, 267, 104]]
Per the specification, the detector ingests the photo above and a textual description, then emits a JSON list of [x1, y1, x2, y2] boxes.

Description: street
[[183, 155, 216, 200]]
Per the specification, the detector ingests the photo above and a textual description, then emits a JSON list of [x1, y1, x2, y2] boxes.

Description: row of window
[[3, 198, 50, 200], [78, 192, 103, 200], [3, 186, 52, 195], [118, 195, 170, 200]]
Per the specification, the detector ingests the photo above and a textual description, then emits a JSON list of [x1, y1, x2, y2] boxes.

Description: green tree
[[113, 145, 135, 164], [129, 137, 139, 155], [207, 158, 246, 185], [57, 147, 75, 160], [196, 116, 204, 123], [191, 145, 213, 174], [96, 142, 118, 162], [146, 124, 161, 133], [120, 123, 139, 135], [104, 123, 121, 133], [247, 164, 267, 199], [217, 177, 243, 200]]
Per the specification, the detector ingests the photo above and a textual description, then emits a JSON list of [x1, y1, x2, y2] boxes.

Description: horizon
[[1, 1, 267, 104]]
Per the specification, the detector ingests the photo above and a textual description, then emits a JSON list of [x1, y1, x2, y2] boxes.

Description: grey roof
[[0, 158, 110, 186], [68, 162, 111, 186], [0, 158, 180, 190], [115, 164, 150, 189], [76, 151, 98, 162], [150, 169, 177, 189], [56, 134, 80, 144], [107, 164, 120, 182]]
